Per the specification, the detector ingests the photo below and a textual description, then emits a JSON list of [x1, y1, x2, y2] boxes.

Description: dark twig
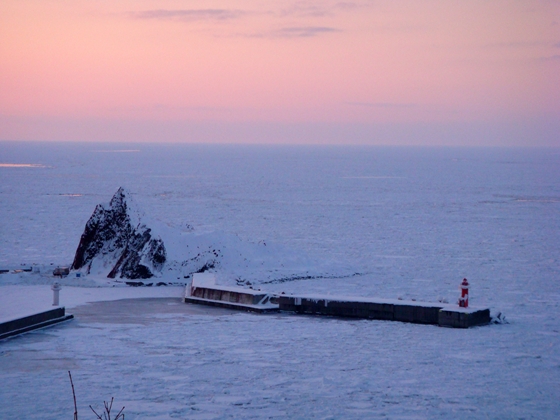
[[90, 397, 125, 420], [114, 406, 125, 419], [89, 405, 102, 419], [69, 370, 125, 420], [68, 371, 78, 420]]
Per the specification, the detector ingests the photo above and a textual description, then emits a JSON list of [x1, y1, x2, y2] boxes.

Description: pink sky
[[1, 0, 559, 145]]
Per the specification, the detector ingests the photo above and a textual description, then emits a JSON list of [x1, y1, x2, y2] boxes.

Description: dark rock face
[[71, 187, 166, 279]]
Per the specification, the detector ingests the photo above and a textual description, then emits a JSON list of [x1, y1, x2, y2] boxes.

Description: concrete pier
[[0, 307, 74, 340], [278, 295, 490, 328], [184, 273, 279, 313], [183, 274, 490, 328], [438, 307, 491, 328]]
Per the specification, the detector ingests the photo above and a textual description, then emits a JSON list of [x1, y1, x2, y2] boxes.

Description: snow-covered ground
[[0, 283, 184, 323], [1, 142, 559, 418]]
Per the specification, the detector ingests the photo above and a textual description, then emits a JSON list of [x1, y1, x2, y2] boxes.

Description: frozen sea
[[1, 142, 559, 419]]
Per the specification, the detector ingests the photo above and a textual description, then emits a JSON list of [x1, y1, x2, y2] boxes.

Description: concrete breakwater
[[278, 295, 490, 328], [184, 273, 279, 313], [0, 307, 74, 340], [184, 274, 490, 328]]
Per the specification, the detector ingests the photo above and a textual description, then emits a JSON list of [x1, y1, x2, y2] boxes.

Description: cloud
[[484, 41, 547, 49], [345, 102, 417, 108], [539, 54, 560, 61], [242, 26, 340, 39], [277, 1, 362, 17], [279, 2, 330, 17], [152, 104, 233, 113], [272, 26, 341, 38], [334, 2, 360, 10], [131, 9, 245, 22]]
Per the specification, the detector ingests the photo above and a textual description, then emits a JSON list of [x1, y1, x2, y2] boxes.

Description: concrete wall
[[0, 307, 73, 340], [192, 287, 269, 305], [438, 308, 491, 328], [279, 296, 490, 328]]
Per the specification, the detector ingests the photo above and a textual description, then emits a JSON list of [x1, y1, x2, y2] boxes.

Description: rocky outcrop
[[71, 187, 352, 285], [71, 187, 166, 279]]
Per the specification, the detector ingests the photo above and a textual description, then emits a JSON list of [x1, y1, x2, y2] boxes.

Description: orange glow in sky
[[1, 0, 559, 145]]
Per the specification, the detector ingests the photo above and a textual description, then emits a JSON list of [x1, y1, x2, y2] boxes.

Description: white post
[[184, 281, 192, 297], [52, 282, 61, 306]]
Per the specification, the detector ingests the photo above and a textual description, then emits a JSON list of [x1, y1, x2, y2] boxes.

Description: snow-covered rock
[[71, 187, 166, 279], [71, 188, 352, 284]]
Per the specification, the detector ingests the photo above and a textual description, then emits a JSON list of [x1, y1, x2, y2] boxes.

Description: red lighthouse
[[459, 278, 469, 308]]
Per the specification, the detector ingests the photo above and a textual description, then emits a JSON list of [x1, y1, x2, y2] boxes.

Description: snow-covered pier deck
[[0, 307, 74, 340], [278, 295, 490, 328], [184, 274, 279, 313]]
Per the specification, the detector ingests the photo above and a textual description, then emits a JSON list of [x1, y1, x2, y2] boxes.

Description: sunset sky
[[1, 0, 559, 145]]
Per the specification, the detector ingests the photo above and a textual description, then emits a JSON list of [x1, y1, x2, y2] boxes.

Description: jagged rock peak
[[71, 187, 166, 279], [109, 186, 129, 210], [106, 187, 142, 228]]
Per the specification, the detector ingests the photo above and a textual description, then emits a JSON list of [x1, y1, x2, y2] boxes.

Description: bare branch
[[115, 406, 125, 420], [89, 405, 103, 419], [68, 371, 78, 420], [69, 371, 125, 420]]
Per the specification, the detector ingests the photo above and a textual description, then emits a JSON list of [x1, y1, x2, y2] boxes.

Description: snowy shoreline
[[0, 283, 185, 324]]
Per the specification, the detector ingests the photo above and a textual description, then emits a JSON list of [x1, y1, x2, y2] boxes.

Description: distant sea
[[1, 141, 559, 418], [2, 141, 558, 280], [2, 140, 559, 301]]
